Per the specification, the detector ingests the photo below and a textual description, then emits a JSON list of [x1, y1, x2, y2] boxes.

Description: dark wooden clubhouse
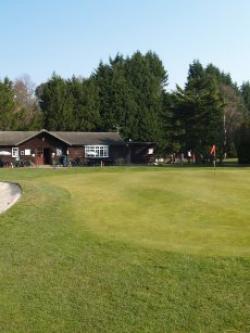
[[0, 129, 155, 166]]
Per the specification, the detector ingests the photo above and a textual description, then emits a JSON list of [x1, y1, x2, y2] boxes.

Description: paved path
[[0, 182, 22, 214]]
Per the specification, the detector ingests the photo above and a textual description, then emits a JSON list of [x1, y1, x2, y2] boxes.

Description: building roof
[[0, 131, 38, 146], [0, 129, 125, 146], [51, 131, 124, 145]]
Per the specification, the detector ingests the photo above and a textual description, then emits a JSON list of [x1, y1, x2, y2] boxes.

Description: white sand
[[0, 182, 22, 214]]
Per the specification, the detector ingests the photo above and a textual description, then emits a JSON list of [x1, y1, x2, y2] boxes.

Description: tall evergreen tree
[[36, 74, 72, 130], [241, 81, 250, 114], [68, 76, 100, 131], [36, 74, 101, 131], [171, 61, 224, 159], [93, 51, 168, 144], [122, 51, 167, 142], [92, 62, 115, 131]]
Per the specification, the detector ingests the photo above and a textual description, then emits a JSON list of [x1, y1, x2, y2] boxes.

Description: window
[[56, 148, 62, 156], [25, 149, 31, 156], [12, 147, 19, 158], [85, 145, 109, 158]]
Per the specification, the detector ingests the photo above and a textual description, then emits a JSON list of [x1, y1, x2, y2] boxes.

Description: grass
[[0, 167, 249, 332]]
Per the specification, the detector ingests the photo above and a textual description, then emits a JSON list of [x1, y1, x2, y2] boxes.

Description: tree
[[13, 75, 42, 130], [122, 51, 167, 142], [205, 63, 235, 87], [36, 74, 101, 131], [241, 82, 250, 114], [0, 78, 15, 130], [36, 74, 74, 130], [93, 51, 168, 145], [219, 84, 245, 156], [205, 64, 245, 156], [170, 61, 224, 160], [161, 91, 184, 153], [68, 76, 100, 131], [92, 62, 115, 131]]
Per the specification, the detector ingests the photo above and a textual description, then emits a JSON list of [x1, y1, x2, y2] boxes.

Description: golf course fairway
[[0, 167, 249, 332]]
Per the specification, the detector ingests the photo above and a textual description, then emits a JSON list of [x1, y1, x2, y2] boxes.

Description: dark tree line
[[1, 51, 250, 160], [36, 51, 167, 146]]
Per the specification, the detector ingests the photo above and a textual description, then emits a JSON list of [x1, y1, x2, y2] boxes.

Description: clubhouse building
[[0, 129, 154, 166]]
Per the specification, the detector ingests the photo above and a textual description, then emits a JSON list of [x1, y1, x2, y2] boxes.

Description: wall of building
[[129, 143, 155, 164], [0, 135, 154, 167], [20, 133, 68, 165], [109, 145, 128, 164], [0, 147, 12, 165], [68, 146, 84, 164], [0, 133, 68, 166]]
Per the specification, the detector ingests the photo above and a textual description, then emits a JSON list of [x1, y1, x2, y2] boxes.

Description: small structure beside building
[[0, 129, 155, 167]]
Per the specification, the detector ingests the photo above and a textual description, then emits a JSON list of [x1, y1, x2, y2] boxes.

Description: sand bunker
[[0, 182, 22, 214]]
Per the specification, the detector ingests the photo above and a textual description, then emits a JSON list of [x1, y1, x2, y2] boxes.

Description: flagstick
[[210, 144, 216, 175], [213, 154, 216, 175]]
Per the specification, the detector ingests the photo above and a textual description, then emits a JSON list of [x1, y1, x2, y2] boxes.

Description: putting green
[[45, 167, 250, 257], [0, 167, 249, 332]]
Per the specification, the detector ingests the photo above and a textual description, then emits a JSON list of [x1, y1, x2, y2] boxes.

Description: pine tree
[[172, 61, 224, 160], [241, 82, 250, 114]]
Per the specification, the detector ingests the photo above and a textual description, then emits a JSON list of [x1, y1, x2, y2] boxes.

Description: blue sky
[[0, 0, 249, 90]]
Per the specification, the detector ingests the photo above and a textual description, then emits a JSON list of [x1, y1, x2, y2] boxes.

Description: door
[[36, 152, 44, 165], [43, 148, 51, 164]]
